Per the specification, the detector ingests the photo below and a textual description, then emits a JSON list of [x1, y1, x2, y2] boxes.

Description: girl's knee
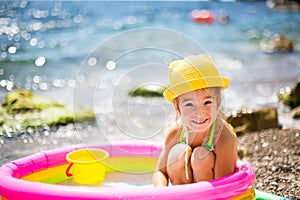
[[167, 143, 191, 167], [191, 146, 215, 172], [167, 143, 193, 184]]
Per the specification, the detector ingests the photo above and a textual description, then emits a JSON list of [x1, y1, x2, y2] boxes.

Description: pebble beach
[[238, 128, 300, 199]]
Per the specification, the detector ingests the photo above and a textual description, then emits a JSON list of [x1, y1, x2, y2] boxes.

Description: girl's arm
[[153, 123, 181, 186], [153, 165, 169, 186], [214, 122, 238, 179]]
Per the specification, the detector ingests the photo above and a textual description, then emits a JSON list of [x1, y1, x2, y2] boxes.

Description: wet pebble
[[270, 181, 278, 186]]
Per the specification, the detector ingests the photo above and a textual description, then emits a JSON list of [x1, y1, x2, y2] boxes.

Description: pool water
[[58, 171, 154, 188]]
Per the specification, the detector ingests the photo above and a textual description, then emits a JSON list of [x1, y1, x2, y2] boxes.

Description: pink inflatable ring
[[0, 141, 256, 200]]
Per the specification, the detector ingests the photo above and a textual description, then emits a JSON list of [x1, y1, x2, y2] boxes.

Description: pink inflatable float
[[0, 142, 256, 200], [190, 9, 216, 23]]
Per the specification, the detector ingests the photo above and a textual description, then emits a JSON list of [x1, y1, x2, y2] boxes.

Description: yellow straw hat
[[163, 54, 230, 102]]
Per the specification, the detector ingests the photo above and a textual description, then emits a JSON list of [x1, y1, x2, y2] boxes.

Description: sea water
[[0, 1, 300, 165]]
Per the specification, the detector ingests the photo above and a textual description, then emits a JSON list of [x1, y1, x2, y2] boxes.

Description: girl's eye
[[185, 103, 193, 107], [204, 100, 212, 105]]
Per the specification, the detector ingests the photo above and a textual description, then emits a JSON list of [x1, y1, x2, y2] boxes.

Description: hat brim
[[163, 76, 230, 102]]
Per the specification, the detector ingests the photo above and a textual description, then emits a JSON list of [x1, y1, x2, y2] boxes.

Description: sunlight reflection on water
[[0, 1, 300, 165]]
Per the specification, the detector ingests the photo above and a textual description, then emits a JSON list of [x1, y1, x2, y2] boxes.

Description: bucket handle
[[66, 163, 73, 177]]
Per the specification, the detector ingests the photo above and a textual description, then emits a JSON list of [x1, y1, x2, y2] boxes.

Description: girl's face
[[177, 88, 219, 133]]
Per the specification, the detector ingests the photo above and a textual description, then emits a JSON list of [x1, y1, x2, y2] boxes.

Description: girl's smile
[[192, 118, 208, 125]]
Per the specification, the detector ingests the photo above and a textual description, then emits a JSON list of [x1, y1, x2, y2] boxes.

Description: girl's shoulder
[[164, 122, 182, 146], [216, 119, 237, 146]]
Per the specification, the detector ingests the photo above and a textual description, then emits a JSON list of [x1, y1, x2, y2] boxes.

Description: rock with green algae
[[2, 89, 63, 114], [278, 81, 300, 119], [128, 85, 166, 97], [278, 81, 300, 108], [0, 89, 95, 135]]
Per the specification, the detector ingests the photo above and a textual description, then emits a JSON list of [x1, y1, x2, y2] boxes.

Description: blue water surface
[[1, 1, 300, 128]]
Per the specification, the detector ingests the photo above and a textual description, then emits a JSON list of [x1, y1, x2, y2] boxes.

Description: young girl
[[153, 54, 237, 186]]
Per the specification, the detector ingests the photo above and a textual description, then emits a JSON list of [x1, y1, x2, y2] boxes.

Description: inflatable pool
[[0, 142, 256, 200]]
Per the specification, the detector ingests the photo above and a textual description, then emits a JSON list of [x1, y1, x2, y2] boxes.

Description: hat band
[[163, 76, 229, 102]]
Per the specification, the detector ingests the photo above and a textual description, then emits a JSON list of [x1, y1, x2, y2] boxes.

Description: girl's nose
[[193, 105, 201, 115]]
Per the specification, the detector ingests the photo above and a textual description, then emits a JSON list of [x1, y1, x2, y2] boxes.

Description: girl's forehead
[[178, 88, 212, 100]]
